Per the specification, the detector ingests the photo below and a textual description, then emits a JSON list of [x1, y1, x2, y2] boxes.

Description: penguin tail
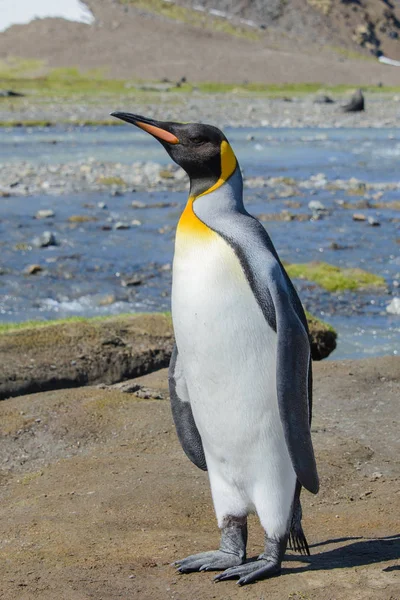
[[288, 523, 310, 556], [288, 486, 311, 556]]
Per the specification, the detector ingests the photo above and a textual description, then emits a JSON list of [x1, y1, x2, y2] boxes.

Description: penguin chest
[[172, 230, 280, 459]]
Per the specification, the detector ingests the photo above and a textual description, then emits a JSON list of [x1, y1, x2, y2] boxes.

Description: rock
[[35, 209, 55, 219], [0, 89, 24, 97], [342, 89, 365, 113], [121, 275, 143, 287], [24, 264, 43, 275], [131, 219, 142, 226], [151, 202, 178, 208], [114, 222, 130, 230], [32, 231, 57, 248], [308, 200, 326, 212], [131, 201, 146, 209], [97, 202, 108, 209], [314, 94, 335, 104], [367, 216, 380, 226], [97, 294, 116, 306], [353, 213, 367, 222], [386, 297, 400, 315]]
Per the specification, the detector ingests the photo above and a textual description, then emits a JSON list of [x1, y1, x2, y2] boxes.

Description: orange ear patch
[[136, 121, 179, 144]]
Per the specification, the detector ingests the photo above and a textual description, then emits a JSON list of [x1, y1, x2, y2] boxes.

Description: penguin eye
[[189, 135, 207, 145]]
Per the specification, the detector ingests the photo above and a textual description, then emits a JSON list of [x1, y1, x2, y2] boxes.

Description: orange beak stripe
[[136, 121, 179, 144]]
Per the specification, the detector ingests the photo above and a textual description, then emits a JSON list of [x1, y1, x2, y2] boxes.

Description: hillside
[[0, 0, 399, 84]]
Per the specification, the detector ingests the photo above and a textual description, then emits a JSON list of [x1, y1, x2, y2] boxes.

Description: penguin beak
[[110, 112, 180, 145]]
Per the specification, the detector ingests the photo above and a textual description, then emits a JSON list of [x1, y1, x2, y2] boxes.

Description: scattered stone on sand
[[386, 297, 400, 315], [35, 209, 55, 219], [342, 89, 365, 113], [1, 158, 399, 198], [32, 231, 57, 248]]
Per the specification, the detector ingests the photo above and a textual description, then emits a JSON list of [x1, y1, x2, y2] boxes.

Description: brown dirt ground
[[0, 355, 399, 599]]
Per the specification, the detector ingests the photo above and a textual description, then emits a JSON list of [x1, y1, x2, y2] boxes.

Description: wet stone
[[24, 264, 43, 275], [35, 209, 55, 219], [367, 216, 381, 226], [32, 231, 58, 248], [386, 297, 400, 315], [353, 213, 367, 222], [114, 222, 130, 230]]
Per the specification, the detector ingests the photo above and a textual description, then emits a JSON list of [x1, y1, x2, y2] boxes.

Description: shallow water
[[0, 125, 399, 359]]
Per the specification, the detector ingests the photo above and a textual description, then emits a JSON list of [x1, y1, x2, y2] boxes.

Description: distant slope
[[0, 0, 399, 85], [171, 0, 400, 58]]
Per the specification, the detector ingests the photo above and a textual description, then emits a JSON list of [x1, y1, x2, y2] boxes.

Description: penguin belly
[[172, 232, 296, 536]]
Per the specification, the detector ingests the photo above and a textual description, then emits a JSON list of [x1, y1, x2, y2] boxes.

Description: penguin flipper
[[169, 345, 207, 471], [269, 265, 319, 495], [214, 216, 318, 493]]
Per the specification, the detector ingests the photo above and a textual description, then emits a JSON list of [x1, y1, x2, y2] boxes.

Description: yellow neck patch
[[177, 140, 237, 239]]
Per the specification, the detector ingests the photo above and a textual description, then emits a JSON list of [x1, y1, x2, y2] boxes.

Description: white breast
[[172, 233, 280, 456]]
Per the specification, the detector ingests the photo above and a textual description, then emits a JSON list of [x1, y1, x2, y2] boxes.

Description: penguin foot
[[214, 557, 281, 585], [215, 534, 287, 585], [174, 550, 243, 573]]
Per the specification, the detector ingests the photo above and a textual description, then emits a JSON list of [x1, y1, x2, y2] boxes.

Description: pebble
[[24, 264, 43, 275], [386, 297, 400, 315], [308, 200, 326, 212], [367, 216, 381, 226], [1, 158, 399, 199], [114, 222, 130, 230], [353, 213, 367, 222], [121, 275, 143, 287], [35, 209, 55, 219], [32, 231, 57, 247]]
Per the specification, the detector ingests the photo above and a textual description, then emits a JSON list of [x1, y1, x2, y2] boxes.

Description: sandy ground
[[0, 356, 399, 599]]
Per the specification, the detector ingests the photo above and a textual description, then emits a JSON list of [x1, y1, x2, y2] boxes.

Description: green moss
[[0, 57, 45, 78], [286, 261, 386, 292], [0, 312, 172, 335], [68, 215, 98, 223], [304, 310, 335, 333], [97, 176, 126, 186], [0, 120, 53, 127], [0, 119, 124, 128]]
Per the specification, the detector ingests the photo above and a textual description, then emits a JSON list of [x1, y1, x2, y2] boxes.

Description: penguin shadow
[[281, 534, 400, 574]]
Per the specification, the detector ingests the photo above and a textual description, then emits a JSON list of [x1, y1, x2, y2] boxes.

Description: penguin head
[[111, 112, 237, 197]]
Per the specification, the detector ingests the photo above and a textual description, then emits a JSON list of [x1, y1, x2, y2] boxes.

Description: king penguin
[[111, 111, 319, 586]]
